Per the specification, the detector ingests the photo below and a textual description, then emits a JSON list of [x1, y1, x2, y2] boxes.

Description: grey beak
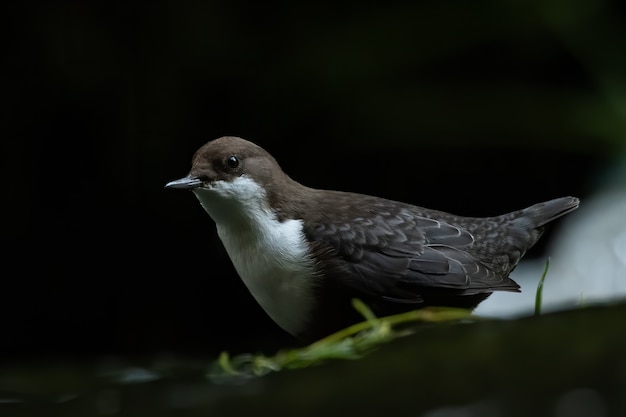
[[164, 176, 204, 190]]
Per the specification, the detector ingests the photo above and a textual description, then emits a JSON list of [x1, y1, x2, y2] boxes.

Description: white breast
[[192, 176, 318, 337]]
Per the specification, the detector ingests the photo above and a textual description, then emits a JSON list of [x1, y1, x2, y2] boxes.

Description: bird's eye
[[226, 155, 240, 169]]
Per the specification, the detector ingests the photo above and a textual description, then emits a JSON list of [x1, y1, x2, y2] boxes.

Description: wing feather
[[305, 209, 519, 304]]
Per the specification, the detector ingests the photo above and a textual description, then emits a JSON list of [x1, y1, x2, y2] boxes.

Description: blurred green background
[[3, 0, 625, 356]]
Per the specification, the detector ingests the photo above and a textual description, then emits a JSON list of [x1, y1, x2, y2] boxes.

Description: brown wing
[[305, 211, 519, 304]]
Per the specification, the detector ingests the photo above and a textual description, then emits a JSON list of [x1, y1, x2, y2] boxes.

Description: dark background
[[3, 0, 625, 357]]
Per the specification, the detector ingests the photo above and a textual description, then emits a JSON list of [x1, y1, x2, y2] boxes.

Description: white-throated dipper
[[166, 136, 580, 342]]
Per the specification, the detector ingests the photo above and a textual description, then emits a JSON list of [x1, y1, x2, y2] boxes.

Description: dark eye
[[226, 155, 240, 169]]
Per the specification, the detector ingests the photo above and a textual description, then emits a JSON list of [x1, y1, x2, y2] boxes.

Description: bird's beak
[[164, 175, 204, 190]]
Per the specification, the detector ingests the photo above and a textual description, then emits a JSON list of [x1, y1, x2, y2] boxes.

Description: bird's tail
[[492, 196, 579, 271], [514, 196, 580, 229]]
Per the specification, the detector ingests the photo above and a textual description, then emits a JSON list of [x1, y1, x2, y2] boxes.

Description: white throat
[[192, 176, 317, 337]]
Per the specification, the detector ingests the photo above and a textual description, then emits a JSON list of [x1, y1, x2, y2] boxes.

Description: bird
[[165, 136, 580, 342]]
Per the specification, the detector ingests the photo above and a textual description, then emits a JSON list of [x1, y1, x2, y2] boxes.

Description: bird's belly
[[216, 220, 317, 337]]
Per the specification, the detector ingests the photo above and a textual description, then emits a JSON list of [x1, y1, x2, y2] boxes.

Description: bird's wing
[[305, 211, 516, 303]]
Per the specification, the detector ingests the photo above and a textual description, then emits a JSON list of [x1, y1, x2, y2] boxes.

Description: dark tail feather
[[497, 196, 579, 269], [515, 196, 580, 229]]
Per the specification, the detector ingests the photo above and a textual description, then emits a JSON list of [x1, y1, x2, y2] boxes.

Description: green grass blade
[[535, 258, 551, 316]]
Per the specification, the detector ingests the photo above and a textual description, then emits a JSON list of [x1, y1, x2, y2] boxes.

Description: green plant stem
[[535, 258, 551, 316]]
